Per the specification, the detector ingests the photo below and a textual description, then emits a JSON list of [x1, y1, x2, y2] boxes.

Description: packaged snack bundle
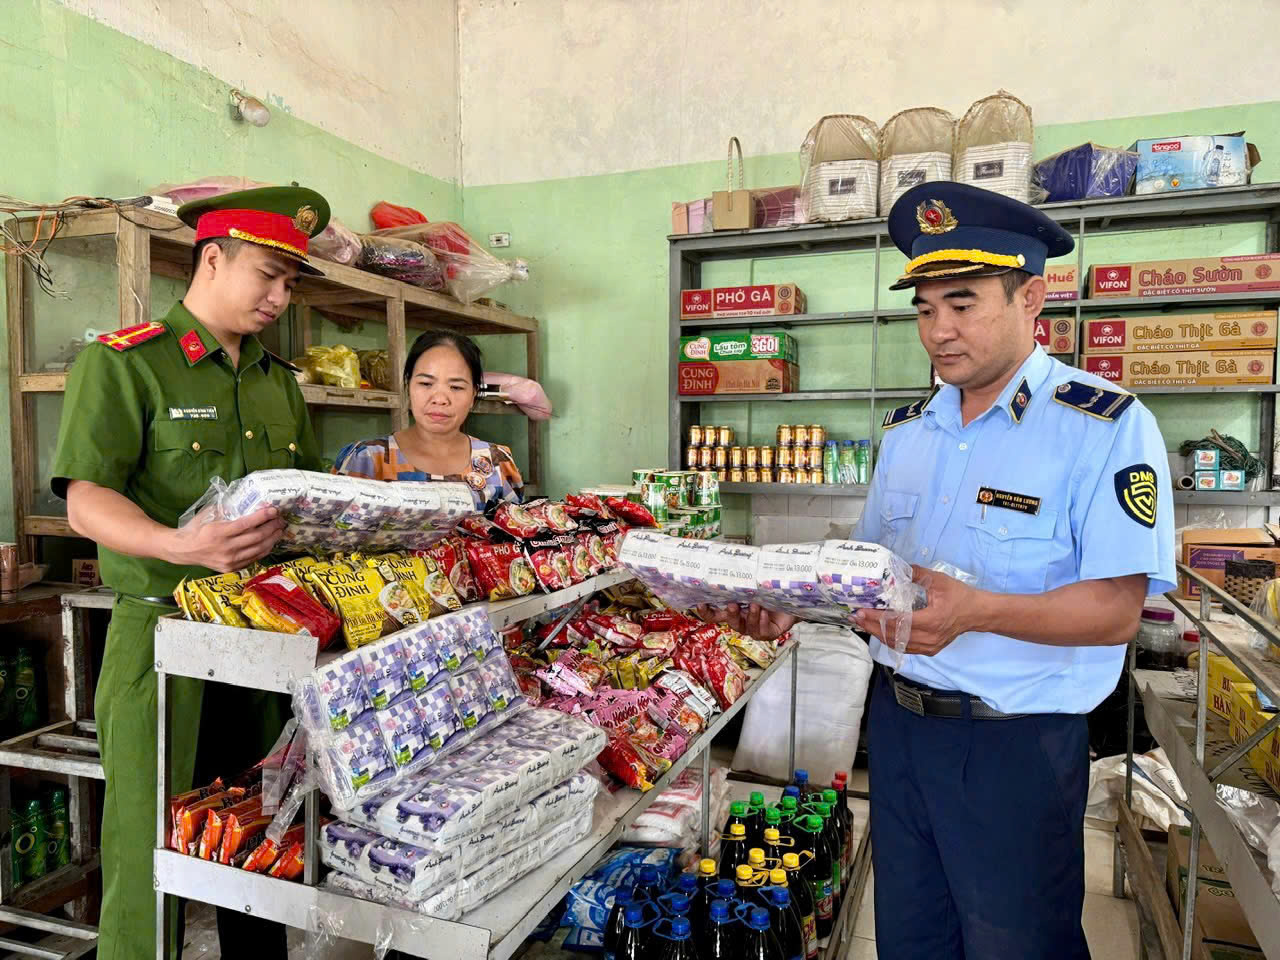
[[335, 479, 402, 532], [311, 649, 372, 731], [173, 571, 251, 628], [315, 716, 397, 808], [604, 498, 659, 528], [402, 624, 448, 692], [369, 551, 462, 617], [418, 680, 467, 752], [465, 540, 538, 601], [222, 469, 309, 520], [419, 536, 480, 602], [378, 698, 435, 772], [448, 671, 494, 733], [235, 567, 341, 649], [477, 649, 523, 713]]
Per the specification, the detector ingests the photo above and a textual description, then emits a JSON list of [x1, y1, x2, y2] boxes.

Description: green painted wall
[[0, 0, 461, 538], [465, 101, 1280, 535]]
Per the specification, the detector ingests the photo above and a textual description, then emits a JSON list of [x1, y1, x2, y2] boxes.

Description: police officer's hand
[[696, 603, 798, 641], [854, 564, 978, 656], [165, 506, 286, 572]]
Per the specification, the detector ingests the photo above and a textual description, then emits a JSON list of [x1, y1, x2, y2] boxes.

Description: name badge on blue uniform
[[976, 487, 1041, 516]]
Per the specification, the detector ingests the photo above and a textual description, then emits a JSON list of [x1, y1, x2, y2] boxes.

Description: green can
[[693, 470, 720, 507], [640, 479, 670, 523], [654, 472, 689, 510], [632, 468, 657, 487]]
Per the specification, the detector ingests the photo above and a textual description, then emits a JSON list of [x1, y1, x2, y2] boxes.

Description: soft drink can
[[718, 426, 734, 447], [776, 424, 793, 447], [810, 424, 827, 445], [713, 446, 728, 469], [699, 446, 714, 469], [777, 447, 793, 469], [685, 445, 700, 469], [745, 446, 759, 468], [793, 425, 809, 447], [729, 468, 745, 483], [688, 425, 703, 447], [760, 446, 775, 469], [729, 447, 745, 469], [778, 469, 794, 484], [745, 467, 760, 484]]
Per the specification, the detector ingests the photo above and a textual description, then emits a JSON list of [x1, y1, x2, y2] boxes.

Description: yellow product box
[[1231, 683, 1258, 736], [1081, 311, 1278, 354], [1082, 349, 1274, 387], [1189, 651, 1250, 720]]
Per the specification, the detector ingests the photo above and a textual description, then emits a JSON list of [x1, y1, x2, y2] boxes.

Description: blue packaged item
[[418, 680, 467, 753], [402, 623, 449, 691], [560, 846, 679, 942], [377, 698, 435, 772], [1033, 142, 1138, 202], [1132, 134, 1255, 195], [359, 638, 411, 709], [448, 670, 494, 733], [312, 649, 372, 731], [429, 615, 468, 673]]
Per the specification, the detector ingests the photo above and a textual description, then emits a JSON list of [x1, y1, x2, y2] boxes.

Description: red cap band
[[193, 209, 309, 259]]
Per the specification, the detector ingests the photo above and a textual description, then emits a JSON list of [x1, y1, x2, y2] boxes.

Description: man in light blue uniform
[[715, 182, 1175, 959]]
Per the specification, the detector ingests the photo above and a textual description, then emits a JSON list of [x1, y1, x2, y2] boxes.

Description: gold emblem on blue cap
[[916, 199, 958, 235]]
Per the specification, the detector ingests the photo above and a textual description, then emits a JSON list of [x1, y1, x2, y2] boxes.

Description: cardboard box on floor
[[1165, 825, 1262, 956], [1180, 528, 1280, 599], [1166, 825, 1229, 907]]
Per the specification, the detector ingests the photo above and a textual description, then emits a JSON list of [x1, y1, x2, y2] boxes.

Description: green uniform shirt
[[51, 301, 322, 599]]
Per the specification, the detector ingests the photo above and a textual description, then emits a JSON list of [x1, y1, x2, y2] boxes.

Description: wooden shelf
[[296, 384, 400, 410]]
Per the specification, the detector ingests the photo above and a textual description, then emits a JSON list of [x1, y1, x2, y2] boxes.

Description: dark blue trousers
[[868, 669, 1091, 960]]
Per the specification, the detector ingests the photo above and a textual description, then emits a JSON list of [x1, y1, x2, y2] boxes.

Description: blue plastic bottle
[[744, 905, 784, 960], [657, 916, 699, 960], [703, 899, 740, 960], [616, 903, 650, 960]]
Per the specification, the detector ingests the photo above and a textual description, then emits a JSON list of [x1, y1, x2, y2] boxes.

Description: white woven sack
[[804, 159, 879, 222], [957, 141, 1033, 202], [878, 151, 951, 216], [732, 623, 873, 784]]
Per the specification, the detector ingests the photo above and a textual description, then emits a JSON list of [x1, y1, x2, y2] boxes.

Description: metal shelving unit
[[151, 573, 801, 959], [1114, 565, 1280, 959], [5, 205, 543, 555], [0, 587, 111, 958], [668, 183, 1280, 509]]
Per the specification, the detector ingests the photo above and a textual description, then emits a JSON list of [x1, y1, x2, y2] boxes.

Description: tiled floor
[[843, 776, 1140, 960]]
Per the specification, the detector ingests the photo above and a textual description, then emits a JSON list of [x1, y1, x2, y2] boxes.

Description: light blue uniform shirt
[[853, 345, 1176, 714]]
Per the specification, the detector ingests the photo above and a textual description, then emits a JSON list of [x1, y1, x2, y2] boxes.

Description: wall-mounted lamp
[[229, 89, 271, 127]]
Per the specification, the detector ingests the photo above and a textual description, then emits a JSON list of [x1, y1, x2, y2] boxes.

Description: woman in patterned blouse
[[333, 331, 523, 510]]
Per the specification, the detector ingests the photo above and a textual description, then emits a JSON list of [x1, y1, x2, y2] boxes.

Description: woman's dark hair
[[403, 331, 484, 391]]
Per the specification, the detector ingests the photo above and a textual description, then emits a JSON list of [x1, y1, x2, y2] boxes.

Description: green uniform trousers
[[95, 598, 289, 959]]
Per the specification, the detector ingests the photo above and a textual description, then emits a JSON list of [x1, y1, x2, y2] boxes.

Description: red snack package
[[598, 732, 655, 791], [636, 631, 677, 658], [417, 536, 481, 603], [267, 842, 305, 880], [500, 625, 524, 651], [525, 499, 578, 533], [577, 531, 608, 577], [557, 533, 590, 584], [464, 540, 538, 601], [524, 534, 572, 593], [642, 610, 697, 633], [604, 498, 658, 528], [240, 568, 341, 651], [173, 787, 248, 853], [458, 515, 504, 540], [566, 493, 611, 519], [492, 502, 544, 539], [196, 808, 226, 860], [238, 821, 312, 872], [586, 614, 643, 647], [215, 795, 267, 864], [168, 779, 224, 847], [593, 519, 625, 563]]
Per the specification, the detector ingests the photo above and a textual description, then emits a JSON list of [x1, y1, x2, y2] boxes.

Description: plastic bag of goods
[[733, 624, 872, 783], [878, 107, 955, 216], [374, 223, 528, 304], [356, 234, 445, 290], [954, 91, 1034, 203], [370, 200, 428, 230], [799, 115, 880, 223], [296, 344, 360, 389], [1032, 142, 1138, 203]]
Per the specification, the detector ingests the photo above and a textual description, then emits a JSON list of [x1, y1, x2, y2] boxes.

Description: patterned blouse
[[332, 434, 524, 512]]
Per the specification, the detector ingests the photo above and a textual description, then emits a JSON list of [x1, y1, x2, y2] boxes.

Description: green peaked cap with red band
[[177, 185, 331, 276]]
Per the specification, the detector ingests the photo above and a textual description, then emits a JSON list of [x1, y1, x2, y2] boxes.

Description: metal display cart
[[151, 572, 805, 959], [669, 183, 1280, 507], [1115, 565, 1280, 959], [0, 587, 112, 958]]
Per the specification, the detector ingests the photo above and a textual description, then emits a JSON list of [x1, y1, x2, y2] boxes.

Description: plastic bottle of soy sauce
[[656, 916, 699, 960], [795, 814, 833, 938], [763, 885, 806, 960], [719, 823, 750, 881], [743, 905, 785, 960], [781, 855, 818, 960], [603, 891, 637, 960], [616, 903, 651, 960], [703, 899, 739, 960], [814, 801, 842, 908]]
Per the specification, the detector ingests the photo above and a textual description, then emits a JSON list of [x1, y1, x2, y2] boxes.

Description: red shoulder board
[[97, 321, 166, 352]]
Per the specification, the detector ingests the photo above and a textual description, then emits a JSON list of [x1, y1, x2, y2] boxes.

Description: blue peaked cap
[[887, 182, 1075, 290]]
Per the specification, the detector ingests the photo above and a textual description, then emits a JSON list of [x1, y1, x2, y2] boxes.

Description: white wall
[[57, 0, 460, 182], [458, 0, 1280, 186]]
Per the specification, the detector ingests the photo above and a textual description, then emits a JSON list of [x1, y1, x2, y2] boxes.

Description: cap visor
[[245, 239, 324, 276], [889, 262, 1012, 291]]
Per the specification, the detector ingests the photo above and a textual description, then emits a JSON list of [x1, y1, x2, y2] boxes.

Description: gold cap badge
[[916, 199, 958, 235], [293, 205, 318, 235]]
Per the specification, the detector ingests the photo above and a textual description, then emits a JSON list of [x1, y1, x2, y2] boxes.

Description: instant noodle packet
[[174, 572, 250, 628], [465, 541, 537, 601], [419, 536, 480, 602], [306, 560, 397, 649], [235, 568, 342, 649]]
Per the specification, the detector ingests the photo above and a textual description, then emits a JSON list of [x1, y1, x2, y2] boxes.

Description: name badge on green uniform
[[168, 406, 218, 421]]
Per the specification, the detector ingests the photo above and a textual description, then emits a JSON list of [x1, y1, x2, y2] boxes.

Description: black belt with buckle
[[884, 668, 1024, 721]]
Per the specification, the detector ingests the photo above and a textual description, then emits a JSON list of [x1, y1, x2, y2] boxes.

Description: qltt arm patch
[[1115, 463, 1158, 528]]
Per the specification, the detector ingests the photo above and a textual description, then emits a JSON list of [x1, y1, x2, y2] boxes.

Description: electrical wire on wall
[[0, 194, 181, 297]]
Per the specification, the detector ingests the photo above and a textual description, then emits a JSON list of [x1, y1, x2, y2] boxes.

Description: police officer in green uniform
[[50, 187, 328, 959]]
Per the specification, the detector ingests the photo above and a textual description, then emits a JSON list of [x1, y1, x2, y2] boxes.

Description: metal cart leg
[[1115, 637, 1137, 899], [1181, 595, 1212, 960], [155, 665, 169, 960], [304, 789, 319, 886], [788, 644, 798, 778], [700, 746, 711, 859]]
